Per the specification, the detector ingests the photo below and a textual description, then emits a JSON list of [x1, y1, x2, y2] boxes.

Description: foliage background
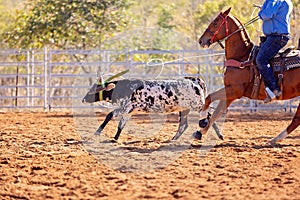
[[0, 0, 299, 108], [0, 0, 299, 50]]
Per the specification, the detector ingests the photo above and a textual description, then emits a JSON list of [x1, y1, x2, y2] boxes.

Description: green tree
[[183, 0, 299, 46], [291, 0, 300, 46], [0, 0, 24, 48], [2, 0, 133, 49], [157, 7, 175, 30], [1, 0, 134, 86]]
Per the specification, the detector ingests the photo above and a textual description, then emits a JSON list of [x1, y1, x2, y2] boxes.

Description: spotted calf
[[82, 77, 206, 140]]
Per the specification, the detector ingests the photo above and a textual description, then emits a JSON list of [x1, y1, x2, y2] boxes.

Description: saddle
[[270, 47, 300, 71], [224, 45, 300, 99]]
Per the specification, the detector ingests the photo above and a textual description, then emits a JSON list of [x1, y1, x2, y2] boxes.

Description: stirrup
[[273, 90, 282, 97], [264, 88, 281, 103]]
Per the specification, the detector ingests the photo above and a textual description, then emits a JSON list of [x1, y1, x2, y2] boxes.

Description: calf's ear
[[105, 83, 116, 91]]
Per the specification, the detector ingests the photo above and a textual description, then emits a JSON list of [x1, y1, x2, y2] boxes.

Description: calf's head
[[82, 81, 117, 103]]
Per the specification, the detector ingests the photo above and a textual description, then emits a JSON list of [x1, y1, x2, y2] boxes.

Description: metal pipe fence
[[0, 48, 298, 112]]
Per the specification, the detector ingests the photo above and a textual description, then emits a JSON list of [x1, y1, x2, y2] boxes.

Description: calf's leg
[[114, 115, 131, 140], [172, 109, 190, 140], [95, 111, 114, 135]]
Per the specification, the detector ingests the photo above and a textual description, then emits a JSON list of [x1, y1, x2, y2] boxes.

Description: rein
[[213, 15, 259, 49]]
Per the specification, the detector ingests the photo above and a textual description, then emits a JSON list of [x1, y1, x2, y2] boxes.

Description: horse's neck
[[225, 41, 253, 61], [225, 17, 254, 61]]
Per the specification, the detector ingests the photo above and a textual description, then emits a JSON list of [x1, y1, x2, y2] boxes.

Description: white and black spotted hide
[[82, 77, 206, 141]]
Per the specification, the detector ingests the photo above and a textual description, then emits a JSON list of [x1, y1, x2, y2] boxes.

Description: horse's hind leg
[[268, 103, 300, 145]]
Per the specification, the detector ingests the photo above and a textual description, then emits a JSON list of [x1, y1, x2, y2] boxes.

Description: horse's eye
[[213, 21, 218, 27]]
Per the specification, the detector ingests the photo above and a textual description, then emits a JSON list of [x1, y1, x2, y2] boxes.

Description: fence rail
[[0, 48, 298, 112]]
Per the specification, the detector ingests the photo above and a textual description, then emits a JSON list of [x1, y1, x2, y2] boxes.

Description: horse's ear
[[222, 7, 231, 17]]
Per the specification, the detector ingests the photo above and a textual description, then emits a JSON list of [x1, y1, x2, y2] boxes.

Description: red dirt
[[0, 111, 299, 200]]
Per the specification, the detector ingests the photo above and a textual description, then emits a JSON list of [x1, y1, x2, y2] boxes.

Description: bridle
[[208, 13, 229, 46], [205, 13, 259, 49]]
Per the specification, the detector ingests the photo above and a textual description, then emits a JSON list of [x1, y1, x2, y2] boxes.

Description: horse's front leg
[[197, 85, 242, 140], [201, 100, 227, 135], [203, 88, 226, 111], [198, 99, 234, 140]]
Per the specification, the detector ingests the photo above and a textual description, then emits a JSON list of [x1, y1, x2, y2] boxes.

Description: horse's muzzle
[[199, 39, 211, 48]]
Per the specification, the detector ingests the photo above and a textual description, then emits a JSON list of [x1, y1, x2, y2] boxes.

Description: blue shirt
[[258, 0, 293, 35]]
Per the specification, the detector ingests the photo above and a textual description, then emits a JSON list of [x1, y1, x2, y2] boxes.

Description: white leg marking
[[268, 129, 288, 145]]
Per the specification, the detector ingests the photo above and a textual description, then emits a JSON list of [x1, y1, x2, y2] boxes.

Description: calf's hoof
[[94, 128, 103, 135], [212, 122, 223, 140], [218, 134, 224, 140], [171, 135, 180, 141]]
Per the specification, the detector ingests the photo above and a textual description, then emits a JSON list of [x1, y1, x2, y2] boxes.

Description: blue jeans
[[256, 34, 289, 91]]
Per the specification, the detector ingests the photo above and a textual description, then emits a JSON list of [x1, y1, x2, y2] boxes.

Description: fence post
[[25, 50, 31, 107], [48, 48, 52, 111], [31, 49, 35, 107], [44, 47, 48, 110], [15, 62, 19, 107]]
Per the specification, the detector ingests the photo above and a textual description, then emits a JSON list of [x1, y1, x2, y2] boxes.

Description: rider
[[256, 0, 293, 103]]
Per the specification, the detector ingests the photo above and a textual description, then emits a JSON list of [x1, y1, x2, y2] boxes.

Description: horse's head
[[199, 7, 231, 48]]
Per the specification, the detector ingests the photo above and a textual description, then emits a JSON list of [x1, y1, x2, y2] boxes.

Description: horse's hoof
[[192, 130, 202, 140], [199, 118, 209, 128], [266, 138, 282, 146], [266, 142, 276, 146]]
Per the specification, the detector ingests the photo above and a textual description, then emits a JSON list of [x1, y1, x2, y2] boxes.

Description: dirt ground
[[0, 110, 300, 200]]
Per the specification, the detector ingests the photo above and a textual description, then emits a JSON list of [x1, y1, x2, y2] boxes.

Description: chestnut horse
[[198, 7, 300, 145]]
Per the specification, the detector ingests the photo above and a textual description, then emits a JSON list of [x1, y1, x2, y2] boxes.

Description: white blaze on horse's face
[[199, 7, 231, 48]]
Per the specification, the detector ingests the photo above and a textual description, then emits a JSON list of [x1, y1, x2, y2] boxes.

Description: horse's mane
[[228, 14, 253, 47]]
